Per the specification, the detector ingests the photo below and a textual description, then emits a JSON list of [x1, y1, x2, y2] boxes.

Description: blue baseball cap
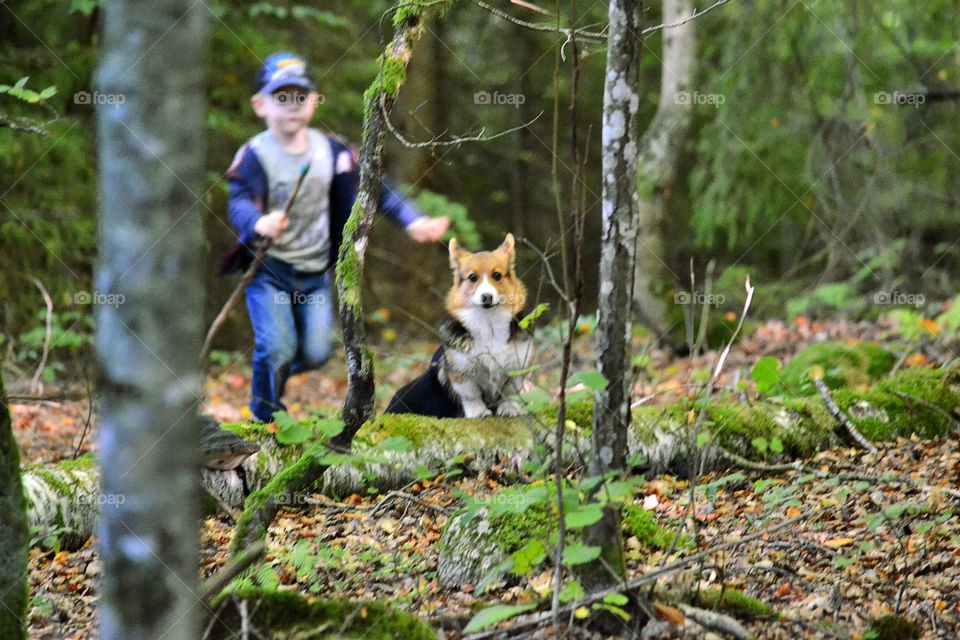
[[255, 52, 316, 95]]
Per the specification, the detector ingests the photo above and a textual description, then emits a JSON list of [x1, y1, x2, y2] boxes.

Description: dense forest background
[[2, 0, 959, 360]]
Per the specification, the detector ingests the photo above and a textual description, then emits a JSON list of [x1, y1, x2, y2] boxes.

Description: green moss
[[34, 469, 73, 499], [392, 1, 456, 38], [53, 454, 95, 472], [694, 588, 772, 617], [868, 614, 921, 640], [336, 206, 364, 315], [206, 586, 435, 640], [490, 506, 553, 554], [231, 451, 319, 555], [220, 421, 269, 438], [828, 367, 960, 441], [621, 504, 676, 550], [359, 413, 539, 450], [362, 50, 409, 108], [774, 342, 896, 395], [707, 399, 831, 458], [539, 400, 595, 429]]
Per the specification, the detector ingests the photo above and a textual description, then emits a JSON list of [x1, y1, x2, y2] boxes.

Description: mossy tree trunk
[[231, 4, 446, 555], [95, 1, 208, 638], [584, 0, 644, 592], [0, 368, 28, 640]]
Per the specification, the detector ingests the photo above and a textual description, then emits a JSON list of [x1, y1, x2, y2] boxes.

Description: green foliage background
[[1, 0, 958, 354]]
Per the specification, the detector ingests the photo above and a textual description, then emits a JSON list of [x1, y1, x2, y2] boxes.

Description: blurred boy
[[221, 52, 448, 422]]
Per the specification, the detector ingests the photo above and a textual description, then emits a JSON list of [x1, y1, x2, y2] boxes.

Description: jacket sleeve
[[380, 177, 423, 228], [227, 143, 268, 244], [328, 138, 424, 231]]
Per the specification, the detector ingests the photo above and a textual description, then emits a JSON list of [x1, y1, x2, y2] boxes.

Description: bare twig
[[640, 0, 731, 36], [28, 276, 53, 395], [0, 113, 55, 135], [520, 239, 571, 305], [368, 490, 451, 517], [718, 446, 805, 474], [814, 378, 878, 453], [200, 541, 266, 606], [382, 95, 544, 148], [4, 393, 86, 403], [72, 362, 95, 459], [551, 0, 586, 630], [470, 0, 607, 41], [678, 603, 751, 640]]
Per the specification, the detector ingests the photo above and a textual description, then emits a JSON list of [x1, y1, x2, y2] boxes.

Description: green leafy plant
[[0, 77, 57, 104]]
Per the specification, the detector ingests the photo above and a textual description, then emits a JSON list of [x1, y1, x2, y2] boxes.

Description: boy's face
[[251, 86, 320, 137]]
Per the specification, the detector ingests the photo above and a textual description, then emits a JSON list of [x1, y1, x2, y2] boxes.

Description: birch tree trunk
[[0, 368, 27, 640], [94, 2, 208, 638], [583, 0, 643, 591], [633, 0, 696, 338]]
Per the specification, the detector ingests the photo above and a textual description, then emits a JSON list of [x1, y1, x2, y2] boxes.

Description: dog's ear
[[448, 238, 461, 273], [497, 233, 516, 273]]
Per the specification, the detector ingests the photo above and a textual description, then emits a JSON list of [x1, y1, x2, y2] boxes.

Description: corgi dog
[[385, 234, 533, 418]]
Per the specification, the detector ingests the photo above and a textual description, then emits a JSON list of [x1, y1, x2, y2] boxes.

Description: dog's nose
[[480, 293, 494, 306]]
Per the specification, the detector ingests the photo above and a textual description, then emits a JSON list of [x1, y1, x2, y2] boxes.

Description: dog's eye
[[492, 272, 502, 281], [468, 273, 479, 283]]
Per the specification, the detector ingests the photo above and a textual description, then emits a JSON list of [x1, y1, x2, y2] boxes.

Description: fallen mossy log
[[22, 455, 99, 550], [205, 586, 436, 640], [22, 367, 960, 550], [231, 366, 960, 551]]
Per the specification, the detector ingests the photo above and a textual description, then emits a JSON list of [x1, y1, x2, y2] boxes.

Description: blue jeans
[[245, 256, 334, 422]]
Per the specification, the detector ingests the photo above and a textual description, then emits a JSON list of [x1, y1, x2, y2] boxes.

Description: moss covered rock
[[621, 504, 675, 550], [693, 588, 773, 617], [206, 586, 435, 639], [868, 614, 921, 640], [438, 495, 680, 587], [772, 341, 897, 395]]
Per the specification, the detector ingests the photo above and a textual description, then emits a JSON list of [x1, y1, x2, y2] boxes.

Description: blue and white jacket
[[220, 128, 421, 275]]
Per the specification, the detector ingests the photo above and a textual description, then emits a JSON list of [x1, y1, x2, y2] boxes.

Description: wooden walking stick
[[201, 161, 312, 362]]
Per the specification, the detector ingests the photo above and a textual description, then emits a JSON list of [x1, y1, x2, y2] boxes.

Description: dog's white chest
[[449, 309, 531, 382]]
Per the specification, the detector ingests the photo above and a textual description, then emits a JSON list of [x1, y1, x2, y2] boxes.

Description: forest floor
[[11, 316, 960, 639]]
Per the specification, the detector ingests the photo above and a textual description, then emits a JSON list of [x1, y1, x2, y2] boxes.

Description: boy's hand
[[254, 209, 289, 240], [406, 216, 450, 243]]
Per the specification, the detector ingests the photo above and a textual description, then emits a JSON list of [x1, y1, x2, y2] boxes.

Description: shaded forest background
[[2, 0, 959, 361]]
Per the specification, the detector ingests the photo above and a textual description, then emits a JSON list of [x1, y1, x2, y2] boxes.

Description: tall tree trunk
[[633, 0, 696, 340], [0, 368, 28, 640], [583, 0, 643, 591], [95, 2, 208, 638]]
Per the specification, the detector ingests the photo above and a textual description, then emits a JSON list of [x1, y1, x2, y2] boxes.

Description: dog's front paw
[[496, 400, 523, 417], [463, 401, 493, 418]]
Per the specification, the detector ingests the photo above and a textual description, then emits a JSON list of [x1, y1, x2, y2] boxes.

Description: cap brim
[[260, 77, 315, 95]]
